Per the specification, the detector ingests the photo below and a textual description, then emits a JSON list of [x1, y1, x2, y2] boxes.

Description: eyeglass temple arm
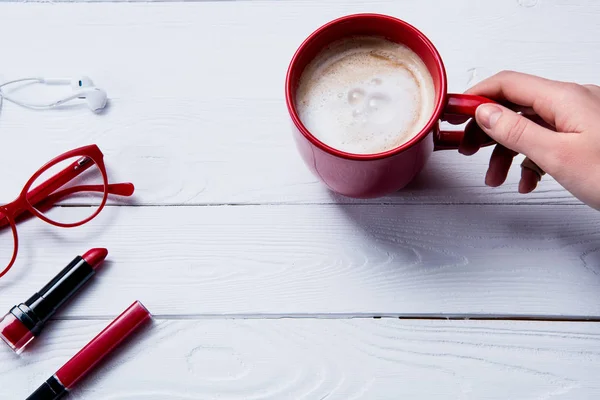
[[0, 183, 134, 228], [34, 183, 134, 211]]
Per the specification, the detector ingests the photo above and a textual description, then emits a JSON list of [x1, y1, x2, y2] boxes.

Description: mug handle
[[434, 94, 497, 151]]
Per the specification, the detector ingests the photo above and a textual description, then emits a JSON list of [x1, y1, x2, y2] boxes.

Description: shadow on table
[[401, 158, 476, 193], [326, 159, 486, 205], [329, 185, 600, 277]]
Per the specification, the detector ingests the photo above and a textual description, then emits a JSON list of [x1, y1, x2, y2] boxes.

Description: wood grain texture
[[1, 204, 600, 318], [2, 318, 600, 399], [0, 1, 598, 205], [1, 1, 600, 398]]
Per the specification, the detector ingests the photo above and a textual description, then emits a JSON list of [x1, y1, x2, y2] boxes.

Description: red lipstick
[[26, 301, 151, 400], [81, 248, 108, 271], [0, 248, 108, 354]]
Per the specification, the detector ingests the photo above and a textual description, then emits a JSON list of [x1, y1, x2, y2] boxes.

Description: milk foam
[[296, 36, 436, 154]]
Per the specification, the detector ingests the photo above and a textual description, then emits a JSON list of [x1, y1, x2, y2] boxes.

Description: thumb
[[475, 103, 559, 169]]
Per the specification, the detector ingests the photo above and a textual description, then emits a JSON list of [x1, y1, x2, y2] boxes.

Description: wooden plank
[[1, 205, 600, 317], [2, 318, 600, 399], [0, 1, 598, 205]]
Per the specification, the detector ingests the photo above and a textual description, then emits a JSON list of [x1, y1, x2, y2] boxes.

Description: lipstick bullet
[[0, 248, 108, 353]]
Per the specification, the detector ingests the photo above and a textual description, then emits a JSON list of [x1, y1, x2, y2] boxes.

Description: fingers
[[466, 70, 563, 124], [458, 92, 557, 157], [461, 107, 556, 156], [519, 166, 540, 194], [459, 119, 493, 156], [475, 103, 561, 172], [485, 144, 518, 187], [484, 146, 541, 193], [521, 157, 546, 179]]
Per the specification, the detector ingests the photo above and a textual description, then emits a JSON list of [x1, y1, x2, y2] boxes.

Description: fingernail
[[476, 105, 502, 130]]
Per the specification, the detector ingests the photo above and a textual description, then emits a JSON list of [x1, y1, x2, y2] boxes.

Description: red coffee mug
[[285, 13, 496, 198]]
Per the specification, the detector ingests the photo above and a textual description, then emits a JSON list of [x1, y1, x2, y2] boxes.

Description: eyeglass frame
[[0, 144, 134, 279]]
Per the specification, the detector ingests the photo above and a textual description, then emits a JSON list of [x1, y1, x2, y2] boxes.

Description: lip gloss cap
[[0, 312, 34, 354]]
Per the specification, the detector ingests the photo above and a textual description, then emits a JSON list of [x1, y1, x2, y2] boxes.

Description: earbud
[[78, 88, 108, 112], [70, 76, 95, 90], [0, 76, 108, 112]]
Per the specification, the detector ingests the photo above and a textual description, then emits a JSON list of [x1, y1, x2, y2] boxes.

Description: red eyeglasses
[[0, 144, 134, 279]]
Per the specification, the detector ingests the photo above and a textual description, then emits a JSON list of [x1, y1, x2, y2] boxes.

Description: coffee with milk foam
[[296, 36, 436, 154]]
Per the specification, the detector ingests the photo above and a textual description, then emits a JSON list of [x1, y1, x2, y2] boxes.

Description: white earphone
[[0, 76, 108, 112]]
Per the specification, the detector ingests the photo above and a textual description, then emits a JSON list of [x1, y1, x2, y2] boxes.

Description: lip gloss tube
[[0, 248, 108, 353], [26, 300, 151, 400]]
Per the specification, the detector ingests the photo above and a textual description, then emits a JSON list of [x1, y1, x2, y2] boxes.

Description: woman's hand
[[460, 70, 600, 210]]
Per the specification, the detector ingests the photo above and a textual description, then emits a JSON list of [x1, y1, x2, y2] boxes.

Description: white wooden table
[[1, 0, 600, 398]]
